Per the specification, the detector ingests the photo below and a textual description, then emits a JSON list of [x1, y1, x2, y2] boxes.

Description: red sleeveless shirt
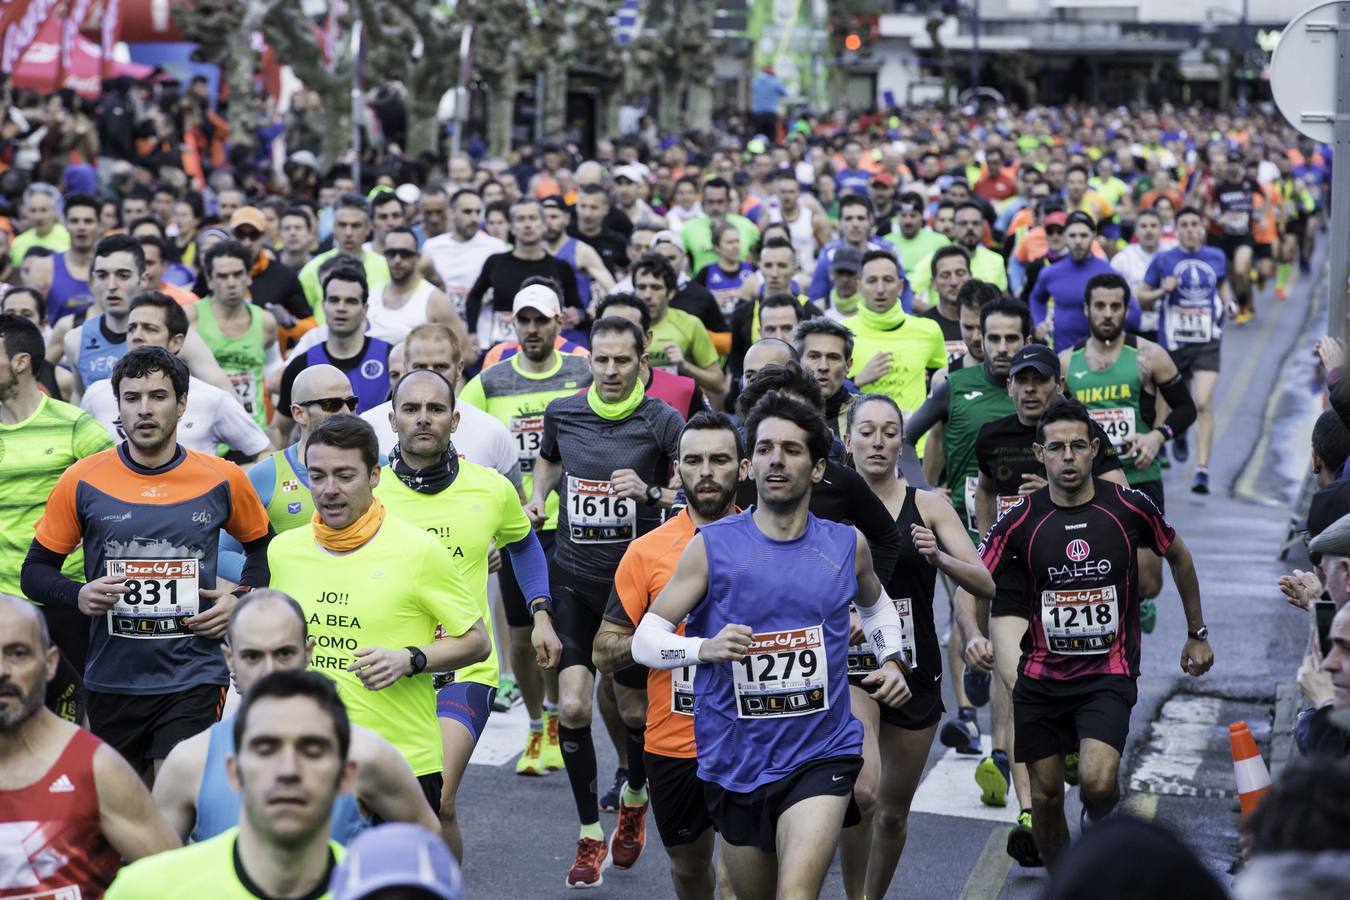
[[0, 728, 121, 899]]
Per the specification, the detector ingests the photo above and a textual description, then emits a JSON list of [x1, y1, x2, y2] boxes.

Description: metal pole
[[351, 19, 364, 191], [970, 0, 981, 91], [450, 24, 474, 161], [1329, 1, 1350, 343]]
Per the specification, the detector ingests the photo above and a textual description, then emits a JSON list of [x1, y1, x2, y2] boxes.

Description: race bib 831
[[105, 558, 200, 639]]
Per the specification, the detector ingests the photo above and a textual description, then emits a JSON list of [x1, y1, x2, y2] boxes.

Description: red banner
[[2, 0, 62, 73]]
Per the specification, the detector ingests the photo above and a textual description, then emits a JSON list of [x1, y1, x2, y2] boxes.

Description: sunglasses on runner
[[298, 396, 359, 413], [384, 248, 418, 259]]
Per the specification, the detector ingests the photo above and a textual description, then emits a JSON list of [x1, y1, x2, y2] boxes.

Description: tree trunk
[[487, 66, 518, 158], [322, 95, 352, 171], [541, 55, 568, 141], [406, 96, 443, 158], [223, 29, 259, 153], [686, 80, 712, 132]]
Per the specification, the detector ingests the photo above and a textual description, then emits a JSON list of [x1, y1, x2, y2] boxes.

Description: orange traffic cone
[[1229, 721, 1272, 817]]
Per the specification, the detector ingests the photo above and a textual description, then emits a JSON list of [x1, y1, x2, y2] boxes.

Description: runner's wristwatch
[[644, 484, 663, 506], [528, 596, 553, 618], [1188, 626, 1209, 641], [405, 646, 428, 676]]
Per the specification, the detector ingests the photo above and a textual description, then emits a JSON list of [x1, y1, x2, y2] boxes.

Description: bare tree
[[172, 0, 264, 153], [258, 0, 353, 168]]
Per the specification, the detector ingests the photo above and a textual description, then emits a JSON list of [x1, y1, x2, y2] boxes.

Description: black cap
[[1065, 210, 1096, 230], [832, 245, 863, 273], [1009, 344, 1060, 378], [539, 195, 566, 210]]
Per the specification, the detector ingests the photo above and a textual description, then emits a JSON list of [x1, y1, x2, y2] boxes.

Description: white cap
[[613, 163, 648, 184], [395, 183, 422, 205], [651, 229, 684, 252], [512, 283, 561, 318]]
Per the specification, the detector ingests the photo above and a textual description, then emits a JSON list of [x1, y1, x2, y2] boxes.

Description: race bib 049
[[733, 625, 829, 719], [566, 476, 636, 543], [1087, 407, 1135, 448], [848, 599, 917, 675], [1040, 585, 1119, 655], [105, 558, 200, 639]]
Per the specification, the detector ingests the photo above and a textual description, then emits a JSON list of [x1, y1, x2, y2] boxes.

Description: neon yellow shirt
[[268, 513, 479, 776], [374, 461, 530, 689], [649, 306, 718, 373], [105, 827, 343, 899], [844, 310, 947, 454]]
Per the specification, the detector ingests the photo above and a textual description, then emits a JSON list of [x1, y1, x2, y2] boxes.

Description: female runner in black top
[[839, 393, 995, 900]]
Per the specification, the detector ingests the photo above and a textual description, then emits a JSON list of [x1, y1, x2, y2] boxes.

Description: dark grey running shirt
[[540, 392, 683, 581]]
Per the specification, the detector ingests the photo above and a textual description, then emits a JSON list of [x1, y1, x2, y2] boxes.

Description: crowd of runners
[[0, 96, 1332, 898]]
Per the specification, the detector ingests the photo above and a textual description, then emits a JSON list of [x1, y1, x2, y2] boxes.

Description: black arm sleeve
[[1158, 373, 1198, 436], [20, 540, 82, 609], [905, 379, 951, 444], [816, 463, 901, 584], [463, 256, 495, 329], [237, 530, 274, 589]]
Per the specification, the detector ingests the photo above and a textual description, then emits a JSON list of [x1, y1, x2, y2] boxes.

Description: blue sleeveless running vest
[[193, 714, 367, 844], [75, 315, 127, 388], [558, 238, 593, 307], [48, 253, 92, 322], [303, 337, 392, 413], [688, 510, 863, 793]]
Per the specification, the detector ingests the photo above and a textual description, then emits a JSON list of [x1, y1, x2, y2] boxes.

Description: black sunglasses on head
[[298, 396, 359, 413]]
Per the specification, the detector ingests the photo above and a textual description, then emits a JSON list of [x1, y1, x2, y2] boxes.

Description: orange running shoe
[[565, 836, 608, 888], [611, 799, 649, 869]]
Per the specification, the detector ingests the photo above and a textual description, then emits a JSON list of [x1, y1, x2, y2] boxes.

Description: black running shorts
[[1012, 674, 1137, 764], [704, 755, 863, 853], [646, 751, 715, 847]]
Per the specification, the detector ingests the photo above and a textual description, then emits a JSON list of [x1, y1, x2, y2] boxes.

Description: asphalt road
[[452, 252, 1325, 899]]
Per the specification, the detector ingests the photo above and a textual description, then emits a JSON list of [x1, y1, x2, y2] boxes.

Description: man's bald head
[[223, 590, 311, 694], [575, 161, 604, 186], [291, 364, 353, 406], [0, 595, 56, 732], [388, 342, 406, 387], [227, 589, 308, 646], [742, 338, 798, 385], [391, 366, 455, 407], [0, 594, 49, 651]]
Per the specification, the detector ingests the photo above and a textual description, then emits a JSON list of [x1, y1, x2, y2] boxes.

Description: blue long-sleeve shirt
[[1028, 255, 1140, 350], [808, 238, 911, 310]]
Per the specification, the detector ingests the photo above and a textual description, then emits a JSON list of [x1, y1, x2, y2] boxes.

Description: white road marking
[[1127, 694, 1222, 795], [470, 703, 530, 766], [911, 736, 1021, 823]]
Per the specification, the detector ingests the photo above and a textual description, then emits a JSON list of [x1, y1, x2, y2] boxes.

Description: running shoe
[[1140, 599, 1157, 635], [542, 711, 564, 771], [565, 836, 608, 889], [939, 707, 982, 755], [610, 799, 649, 869], [964, 668, 992, 708], [1006, 811, 1043, 867], [1191, 469, 1210, 495], [599, 768, 628, 813], [493, 674, 521, 712], [1276, 286, 1289, 301], [975, 752, 1010, 807], [1172, 432, 1189, 463], [516, 729, 546, 776], [1234, 308, 1256, 325], [1064, 751, 1080, 786]]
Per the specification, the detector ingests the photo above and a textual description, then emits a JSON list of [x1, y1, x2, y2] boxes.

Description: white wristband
[[632, 612, 706, 670], [857, 590, 905, 667]]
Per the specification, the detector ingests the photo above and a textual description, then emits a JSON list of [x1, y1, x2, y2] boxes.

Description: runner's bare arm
[[851, 531, 913, 705], [975, 471, 997, 537], [954, 587, 994, 671], [915, 489, 995, 601], [527, 456, 562, 526], [1164, 534, 1215, 677], [353, 726, 441, 834], [647, 534, 710, 626], [96, 743, 182, 859], [426, 289, 472, 354], [151, 731, 209, 840], [593, 620, 636, 674]]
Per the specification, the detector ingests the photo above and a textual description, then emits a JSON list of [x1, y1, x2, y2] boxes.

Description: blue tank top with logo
[[303, 336, 392, 413], [75, 315, 127, 388], [48, 253, 92, 323], [557, 238, 593, 307], [688, 510, 863, 792], [192, 714, 367, 844]]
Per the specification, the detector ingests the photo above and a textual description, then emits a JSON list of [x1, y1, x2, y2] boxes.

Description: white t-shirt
[[82, 374, 270, 457], [1111, 243, 1159, 332], [361, 398, 521, 488], [421, 230, 509, 319]]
